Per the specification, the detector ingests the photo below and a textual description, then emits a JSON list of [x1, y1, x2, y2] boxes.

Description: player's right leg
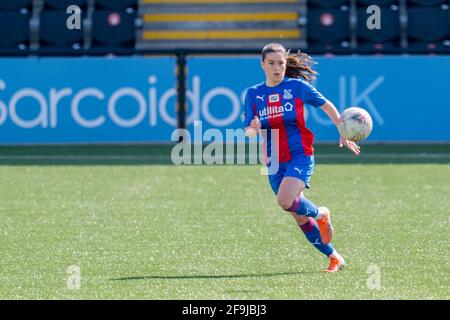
[[277, 178, 333, 242]]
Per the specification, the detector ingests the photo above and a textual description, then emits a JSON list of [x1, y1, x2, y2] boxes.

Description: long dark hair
[[261, 43, 318, 83]]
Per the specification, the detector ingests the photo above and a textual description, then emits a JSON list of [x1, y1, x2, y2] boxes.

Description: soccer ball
[[338, 107, 373, 142]]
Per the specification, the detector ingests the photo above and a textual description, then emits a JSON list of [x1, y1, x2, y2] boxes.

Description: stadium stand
[[308, 0, 350, 8], [306, 4, 351, 53], [0, 0, 33, 10], [357, 0, 398, 5], [92, 9, 136, 51], [0, 0, 449, 55], [137, 0, 306, 50], [407, 3, 450, 53], [95, 0, 138, 10], [39, 8, 85, 54], [0, 9, 31, 55], [43, 0, 88, 10], [409, 0, 447, 5], [356, 2, 402, 53]]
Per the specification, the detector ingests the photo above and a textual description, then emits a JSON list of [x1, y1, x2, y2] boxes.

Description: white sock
[[331, 251, 345, 264], [315, 207, 325, 220]]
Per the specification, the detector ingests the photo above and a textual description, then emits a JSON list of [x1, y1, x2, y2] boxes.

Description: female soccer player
[[244, 43, 360, 273]]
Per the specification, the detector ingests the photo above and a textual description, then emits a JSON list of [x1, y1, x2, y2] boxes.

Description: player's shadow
[[110, 271, 312, 281]]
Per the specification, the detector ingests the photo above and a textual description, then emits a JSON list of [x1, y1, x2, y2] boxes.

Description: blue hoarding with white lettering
[[187, 56, 450, 142], [0, 56, 449, 143], [0, 57, 176, 143]]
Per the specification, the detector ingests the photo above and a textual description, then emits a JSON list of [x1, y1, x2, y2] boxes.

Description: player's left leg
[[277, 159, 345, 273], [278, 183, 334, 245], [279, 160, 334, 244], [291, 212, 346, 273]]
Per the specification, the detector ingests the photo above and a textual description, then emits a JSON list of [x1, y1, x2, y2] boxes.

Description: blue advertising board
[[187, 55, 450, 142], [0, 57, 176, 144], [0, 55, 449, 144]]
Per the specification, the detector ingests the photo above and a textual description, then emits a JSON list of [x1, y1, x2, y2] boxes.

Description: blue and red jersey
[[244, 77, 327, 163]]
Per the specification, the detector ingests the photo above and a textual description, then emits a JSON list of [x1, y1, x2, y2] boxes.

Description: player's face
[[261, 52, 286, 86]]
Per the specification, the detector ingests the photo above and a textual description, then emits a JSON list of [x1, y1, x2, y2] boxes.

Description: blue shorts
[[268, 156, 315, 195]]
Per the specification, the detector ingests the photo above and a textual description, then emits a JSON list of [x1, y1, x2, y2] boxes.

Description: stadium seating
[[95, 0, 138, 10], [0, 0, 449, 55], [43, 0, 87, 10], [307, 0, 349, 8], [0, 10, 30, 54], [407, 5, 449, 42], [407, 5, 450, 53], [409, 0, 447, 6], [307, 7, 351, 53], [356, 5, 401, 53], [356, 0, 398, 6], [92, 10, 136, 50], [39, 9, 85, 53], [139, 0, 304, 50], [0, 0, 32, 10]]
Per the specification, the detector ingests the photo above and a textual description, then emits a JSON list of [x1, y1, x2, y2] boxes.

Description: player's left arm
[[320, 100, 361, 155]]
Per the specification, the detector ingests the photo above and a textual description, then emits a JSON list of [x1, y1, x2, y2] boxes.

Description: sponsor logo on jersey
[[269, 94, 279, 103], [284, 102, 293, 112], [258, 102, 295, 118], [259, 106, 284, 118]]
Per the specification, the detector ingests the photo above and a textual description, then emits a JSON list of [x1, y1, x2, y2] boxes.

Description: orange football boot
[[324, 253, 346, 273], [316, 207, 334, 244]]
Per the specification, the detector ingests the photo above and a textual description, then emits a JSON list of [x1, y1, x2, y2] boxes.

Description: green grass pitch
[[0, 144, 449, 299]]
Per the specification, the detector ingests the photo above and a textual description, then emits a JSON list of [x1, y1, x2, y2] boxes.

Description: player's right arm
[[244, 89, 261, 136]]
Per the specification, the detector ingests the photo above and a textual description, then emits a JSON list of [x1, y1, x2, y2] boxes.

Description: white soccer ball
[[338, 107, 373, 142]]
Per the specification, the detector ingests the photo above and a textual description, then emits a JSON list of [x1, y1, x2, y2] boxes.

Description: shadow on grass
[[224, 289, 261, 294], [110, 271, 311, 281]]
